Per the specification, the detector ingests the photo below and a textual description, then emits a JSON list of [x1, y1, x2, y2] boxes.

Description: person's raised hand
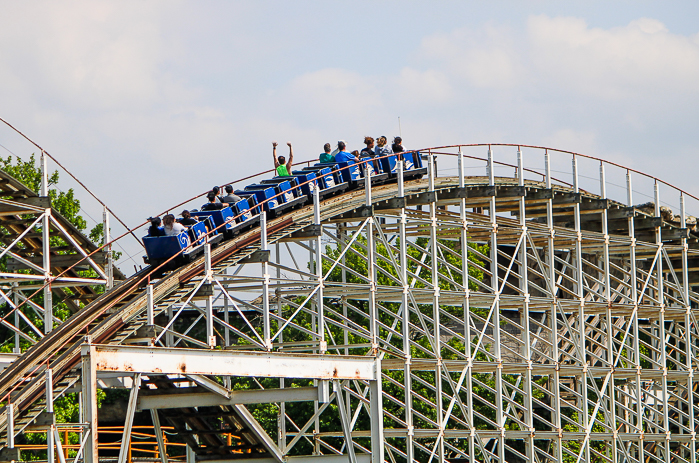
[[272, 141, 278, 147], [286, 142, 292, 147]]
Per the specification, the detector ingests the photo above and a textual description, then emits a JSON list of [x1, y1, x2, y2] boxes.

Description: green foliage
[[0, 154, 86, 231]]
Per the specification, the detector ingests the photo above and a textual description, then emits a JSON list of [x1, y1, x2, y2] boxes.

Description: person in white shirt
[[163, 214, 187, 236]]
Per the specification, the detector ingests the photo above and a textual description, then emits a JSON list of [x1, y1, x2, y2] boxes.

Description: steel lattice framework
[[2, 144, 699, 463]]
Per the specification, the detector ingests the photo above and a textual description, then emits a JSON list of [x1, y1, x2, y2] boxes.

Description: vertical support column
[[333, 380, 358, 463], [147, 284, 154, 326], [150, 410, 169, 463], [78, 391, 84, 451], [81, 336, 98, 463], [545, 150, 563, 462], [103, 206, 113, 290], [166, 305, 174, 347], [366, 170, 378, 353], [276, 242, 286, 451], [397, 160, 414, 462], [680, 193, 696, 463], [7, 403, 14, 449], [517, 148, 535, 462], [572, 155, 591, 463], [41, 151, 52, 334], [600, 162, 618, 462], [47, 368, 55, 463], [308, 234, 319, 455], [654, 182, 671, 462], [205, 243, 215, 347], [340, 222, 348, 355], [459, 149, 476, 462], [487, 147, 505, 463], [369, 358, 384, 463], [118, 374, 142, 463], [313, 186, 325, 353], [627, 171, 643, 452], [427, 152, 444, 462], [224, 275, 230, 349], [339, 222, 351, 420], [313, 185, 328, 449], [261, 211, 272, 350], [185, 424, 196, 463], [12, 285, 19, 353]]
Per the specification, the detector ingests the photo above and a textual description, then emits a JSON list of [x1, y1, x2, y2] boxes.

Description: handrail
[[425, 143, 699, 203]]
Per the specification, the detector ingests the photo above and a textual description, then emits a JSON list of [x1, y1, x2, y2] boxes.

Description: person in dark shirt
[[202, 192, 229, 211], [147, 217, 165, 237], [392, 136, 404, 160], [178, 210, 198, 226], [220, 185, 242, 205], [360, 136, 380, 174]]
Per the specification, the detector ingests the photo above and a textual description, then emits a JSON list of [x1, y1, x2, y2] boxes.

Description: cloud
[[528, 15, 699, 100], [287, 68, 383, 115], [0, 1, 197, 112], [541, 129, 598, 156], [396, 68, 452, 104], [418, 24, 520, 89]]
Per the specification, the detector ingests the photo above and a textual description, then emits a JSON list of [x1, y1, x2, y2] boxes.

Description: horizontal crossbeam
[[82, 344, 378, 380], [137, 386, 322, 410]]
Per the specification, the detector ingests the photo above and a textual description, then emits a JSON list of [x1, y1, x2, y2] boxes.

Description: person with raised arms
[[273, 141, 294, 176]]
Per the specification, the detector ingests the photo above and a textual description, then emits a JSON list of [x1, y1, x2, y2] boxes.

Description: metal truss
[[0, 152, 119, 357], [3, 144, 699, 463]]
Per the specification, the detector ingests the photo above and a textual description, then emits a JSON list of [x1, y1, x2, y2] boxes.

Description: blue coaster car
[[336, 161, 362, 185], [234, 192, 262, 216], [261, 177, 304, 200], [359, 157, 389, 185], [143, 230, 202, 267], [231, 198, 259, 224], [402, 151, 427, 179], [241, 185, 281, 216], [288, 171, 318, 199], [265, 179, 307, 212], [188, 221, 209, 244], [379, 153, 399, 177], [191, 207, 247, 239], [300, 165, 348, 198], [243, 181, 305, 218]]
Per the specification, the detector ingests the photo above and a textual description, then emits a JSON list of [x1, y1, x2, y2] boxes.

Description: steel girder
[[4, 145, 699, 463]]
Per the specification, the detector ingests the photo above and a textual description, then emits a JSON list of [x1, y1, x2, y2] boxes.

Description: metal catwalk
[[2, 145, 699, 463]]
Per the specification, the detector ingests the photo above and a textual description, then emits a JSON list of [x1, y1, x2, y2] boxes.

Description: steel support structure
[[5, 144, 699, 463]]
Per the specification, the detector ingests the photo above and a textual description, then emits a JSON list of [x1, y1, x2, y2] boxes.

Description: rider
[[273, 141, 294, 176]]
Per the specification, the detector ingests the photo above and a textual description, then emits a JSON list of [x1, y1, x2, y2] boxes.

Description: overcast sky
[[1, 1, 698, 268]]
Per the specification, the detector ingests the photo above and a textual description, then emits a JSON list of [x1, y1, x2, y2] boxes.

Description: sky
[[0, 1, 698, 270]]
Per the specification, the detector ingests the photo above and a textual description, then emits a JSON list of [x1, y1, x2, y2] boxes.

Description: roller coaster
[[2, 143, 699, 463]]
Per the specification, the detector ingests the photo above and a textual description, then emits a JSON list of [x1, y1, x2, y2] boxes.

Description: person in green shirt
[[319, 143, 334, 163], [273, 141, 294, 176]]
